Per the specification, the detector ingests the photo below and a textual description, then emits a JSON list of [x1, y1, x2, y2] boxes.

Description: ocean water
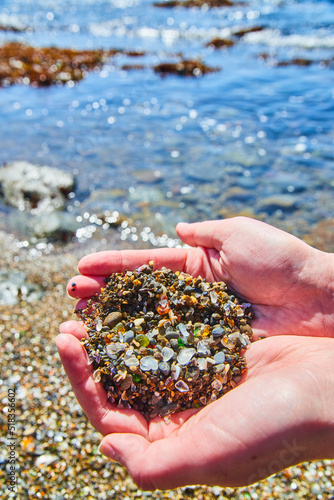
[[0, 0, 333, 247]]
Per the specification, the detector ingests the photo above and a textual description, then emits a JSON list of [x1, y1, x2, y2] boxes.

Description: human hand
[[67, 217, 334, 340], [56, 329, 334, 490]]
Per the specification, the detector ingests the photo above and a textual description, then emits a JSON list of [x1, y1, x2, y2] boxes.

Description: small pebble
[[212, 326, 224, 336], [162, 346, 174, 362], [103, 311, 123, 328], [175, 380, 190, 393], [158, 361, 170, 376], [140, 355, 159, 371], [213, 351, 225, 364], [177, 347, 196, 365], [123, 330, 135, 343], [124, 356, 139, 367]]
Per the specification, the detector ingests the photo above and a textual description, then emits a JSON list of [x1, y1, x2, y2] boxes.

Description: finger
[[75, 299, 89, 312], [59, 320, 87, 340], [67, 275, 107, 298], [99, 430, 210, 491], [78, 248, 190, 276], [56, 333, 148, 436], [56, 332, 109, 430], [176, 220, 227, 250]]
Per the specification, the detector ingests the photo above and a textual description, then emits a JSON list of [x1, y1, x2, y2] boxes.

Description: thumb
[[176, 220, 226, 250]]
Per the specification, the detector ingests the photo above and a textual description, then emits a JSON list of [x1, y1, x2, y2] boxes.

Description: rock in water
[[0, 269, 44, 305], [31, 212, 79, 241], [78, 263, 253, 420], [0, 161, 75, 213]]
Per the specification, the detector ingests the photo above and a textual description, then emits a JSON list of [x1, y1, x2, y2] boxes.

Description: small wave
[[0, 13, 29, 31], [88, 22, 334, 49], [89, 20, 232, 43], [89, 19, 130, 37], [243, 29, 334, 49]]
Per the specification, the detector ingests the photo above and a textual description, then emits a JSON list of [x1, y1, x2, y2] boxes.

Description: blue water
[[0, 0, 334, 245]]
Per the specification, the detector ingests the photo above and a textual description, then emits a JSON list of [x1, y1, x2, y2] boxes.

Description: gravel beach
[[1, 227, 333, 499]]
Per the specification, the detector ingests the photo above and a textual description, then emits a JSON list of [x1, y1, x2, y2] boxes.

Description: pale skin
[[57, 217, 334, 490]]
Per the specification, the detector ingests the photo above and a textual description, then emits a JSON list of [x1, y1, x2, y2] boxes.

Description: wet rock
[[259, 194, 299, 214], [224, 187, 254, 202], [121, 64, 146, 71], [270, 173, 308, 194], [258, 54, 333, 68], [0, 42, 120, 87], [6, 209, 80, 242], [131, 169, 164, 184], [154, 60, 219, 77], [207, 38, 235, 49], [0, 269, 44, 305], [165, 330, 180, 340], [0, 24, 30, 33], [233, 26, 264, 38], [206, 27, 264, 50], [277, 58, 314, 67], [0, 161, 75, 213], [212, 326, 225, 337], [80, 189, 125, 209], [128, 186, 164, 203], [187, 168, 222, 183], [236, 177, 258, 190], [31, 212, 80, 241]]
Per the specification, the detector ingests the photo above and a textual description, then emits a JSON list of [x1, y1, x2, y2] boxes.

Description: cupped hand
[[67, 217, 334, 339], [57, 327, 334, 490]]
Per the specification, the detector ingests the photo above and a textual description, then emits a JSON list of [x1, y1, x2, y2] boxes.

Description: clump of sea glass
[[78, 262, 253, 421]]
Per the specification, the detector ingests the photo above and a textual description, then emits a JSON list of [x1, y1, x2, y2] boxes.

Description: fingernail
[[59, 322, 70, 333], [98, 442, 118, 462], [55, 333, 66, 347]]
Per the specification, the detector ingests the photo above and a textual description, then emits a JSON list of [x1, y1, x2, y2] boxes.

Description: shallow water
[[0, 0, 333, 247]]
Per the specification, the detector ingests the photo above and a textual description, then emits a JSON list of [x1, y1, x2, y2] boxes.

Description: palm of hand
[[57, 327, 332, 489]]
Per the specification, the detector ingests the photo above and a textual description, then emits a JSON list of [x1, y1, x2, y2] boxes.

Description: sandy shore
[[1, 228, 333, 499]]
